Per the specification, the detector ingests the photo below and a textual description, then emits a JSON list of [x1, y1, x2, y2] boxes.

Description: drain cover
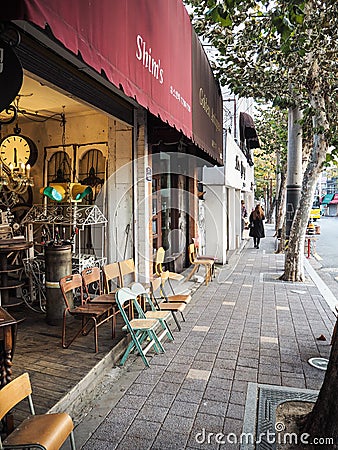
[[308, 357, 329, 370]]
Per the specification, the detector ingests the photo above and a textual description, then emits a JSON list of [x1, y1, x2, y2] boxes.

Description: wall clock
[[0, 134, 38, 167]]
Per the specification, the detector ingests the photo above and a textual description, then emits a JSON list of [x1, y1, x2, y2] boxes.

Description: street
[[314, 215, 338, 284]]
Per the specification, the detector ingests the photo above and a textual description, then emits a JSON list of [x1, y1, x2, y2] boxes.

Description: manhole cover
[[308, 357, 329, 371]]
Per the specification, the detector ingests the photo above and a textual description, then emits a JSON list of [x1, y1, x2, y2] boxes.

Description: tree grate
[[241, 383, 318, 450]]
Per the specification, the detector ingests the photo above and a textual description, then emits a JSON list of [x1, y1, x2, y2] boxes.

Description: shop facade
[[202, 131, 255, 264], [0, 0, 223, 310]]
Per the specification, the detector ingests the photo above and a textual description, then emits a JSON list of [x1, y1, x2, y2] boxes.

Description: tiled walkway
[[77, 225, 336, 449]]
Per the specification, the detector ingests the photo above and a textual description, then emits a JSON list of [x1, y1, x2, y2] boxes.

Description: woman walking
[[249, 204, 265, 249]]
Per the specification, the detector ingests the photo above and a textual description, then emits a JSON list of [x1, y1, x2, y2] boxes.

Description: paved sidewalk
[[74, 225, 337, 450]]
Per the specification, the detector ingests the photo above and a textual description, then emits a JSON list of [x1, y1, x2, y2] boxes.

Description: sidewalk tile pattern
[[81, 227, 336, 449]]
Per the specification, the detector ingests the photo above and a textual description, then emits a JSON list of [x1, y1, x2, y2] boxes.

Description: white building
[[201, 130, 255, 264]]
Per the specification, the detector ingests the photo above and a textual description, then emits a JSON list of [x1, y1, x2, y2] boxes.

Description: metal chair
[[81, 266, 119, 337], [115, 287, 164, 367], [150, 276, 186, 331], [130, 282, 174, 343], [59, 273, 113, 353], [0, 372, 76, 450]]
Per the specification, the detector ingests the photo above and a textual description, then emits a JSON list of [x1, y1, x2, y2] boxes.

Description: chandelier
[[0, 160, 33, 195]]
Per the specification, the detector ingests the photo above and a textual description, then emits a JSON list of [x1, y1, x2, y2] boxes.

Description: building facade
[[0, 0, 223, 295]]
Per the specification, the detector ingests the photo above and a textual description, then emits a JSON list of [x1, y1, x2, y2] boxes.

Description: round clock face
[[0, 134, 38, 167]]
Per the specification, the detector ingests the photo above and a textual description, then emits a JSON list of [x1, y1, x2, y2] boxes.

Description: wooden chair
[[103, 262, 132, 318], [59, 273, 113, 353], [160, 271, 192, 304], [102, 262, 122, 294], [192, 237, 216, 276], [155, 247, 190, 295], [118, 258, 136, 287], [130, 282, 174, 343], [81, 266, 119, 338], [0, 372, 76, 450], [186, 243, 214, 286], [115, 287, 164, 367], [150, 276, 186, 331], [118, 258, 147, 314], [155, 247, 184, 281]]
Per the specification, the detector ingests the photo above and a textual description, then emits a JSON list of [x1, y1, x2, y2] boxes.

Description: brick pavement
[[74, 225, 337, 450]]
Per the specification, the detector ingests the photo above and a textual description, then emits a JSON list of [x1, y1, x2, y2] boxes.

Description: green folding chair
[[115, 287, 165, 367], [130, 282, 174, 343]]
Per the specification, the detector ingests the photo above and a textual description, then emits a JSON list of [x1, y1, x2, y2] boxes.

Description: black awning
[[239, 112, 260, 149]]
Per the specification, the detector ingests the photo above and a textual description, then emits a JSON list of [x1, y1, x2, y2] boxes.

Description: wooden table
[[0, 306, 17, 388]]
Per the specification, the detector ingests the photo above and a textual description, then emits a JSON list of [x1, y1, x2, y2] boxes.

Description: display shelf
[[21, 204, 107, 227]]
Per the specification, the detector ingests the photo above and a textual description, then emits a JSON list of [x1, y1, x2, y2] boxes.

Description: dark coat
[[249, 211, 265, 238]]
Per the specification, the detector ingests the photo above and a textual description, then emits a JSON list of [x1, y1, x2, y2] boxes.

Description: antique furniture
[[115, 287, 164, 368], [0, 239, 32, 309], [59, 273, 113, 353], [149, 276, 186, 331], [0, 306, 17, 389], [186, 243, 214, 286], [0, 372, 76, 450], [82, 266, 119, 338], [130, 282, 174, 343]]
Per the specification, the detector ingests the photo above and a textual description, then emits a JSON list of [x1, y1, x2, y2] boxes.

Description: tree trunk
[[266, 196, 276, 224], [280, 135, 326, 281], [280, 161, 317, 281], [281, 57, 329, 281], [301, 320, 338, 448]]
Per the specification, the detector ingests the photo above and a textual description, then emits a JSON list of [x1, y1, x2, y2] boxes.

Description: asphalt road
[[315, 215, 338, 270]]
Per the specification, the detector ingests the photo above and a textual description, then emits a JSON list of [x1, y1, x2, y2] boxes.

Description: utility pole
[[285, 107, 303, 237]]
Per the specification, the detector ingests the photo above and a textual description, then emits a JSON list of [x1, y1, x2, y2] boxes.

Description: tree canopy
[[254, 107, 287, 203], [185, 0, 338, 155], [186, 0, 338, 281]]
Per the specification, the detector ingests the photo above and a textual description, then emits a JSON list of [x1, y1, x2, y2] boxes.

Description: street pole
[[275, 149, 281, 230], [285, 106, 303, 237]]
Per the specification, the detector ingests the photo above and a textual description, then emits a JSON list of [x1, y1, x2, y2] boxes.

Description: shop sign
[[191, 32, 223, 164], [0, 40, 23, 113], [3, 0, 223, 164]]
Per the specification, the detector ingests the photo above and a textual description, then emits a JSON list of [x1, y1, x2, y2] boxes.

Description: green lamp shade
[[42, 185, 66, 201], [71, 184, 92, 201]]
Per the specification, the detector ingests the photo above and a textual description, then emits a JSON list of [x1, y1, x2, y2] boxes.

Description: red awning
[[329, 193, 338, 204], [2, 0, 192, 137], [1, 0, 223, 165]]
